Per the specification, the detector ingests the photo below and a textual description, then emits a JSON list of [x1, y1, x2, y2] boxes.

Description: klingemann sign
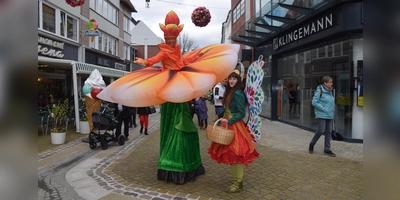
[[273, 13, 334, 50]]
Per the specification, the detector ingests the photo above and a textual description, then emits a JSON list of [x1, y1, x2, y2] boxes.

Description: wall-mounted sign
[[84, 30, 99, 36], [87, 19, 98, 42], [38, 36, 65, 58], [115, 63, 127, 71], [357, 60, 363, 107], [273, 13, 334, 50]]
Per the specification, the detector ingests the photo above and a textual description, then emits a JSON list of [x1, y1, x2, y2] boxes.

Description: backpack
[[331, 130, 343, 141], [316, 85, 333, 98]]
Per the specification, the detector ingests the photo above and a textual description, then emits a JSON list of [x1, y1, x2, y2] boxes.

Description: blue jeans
[[215, 106, 224, 126], [215, 106, 224, 116]]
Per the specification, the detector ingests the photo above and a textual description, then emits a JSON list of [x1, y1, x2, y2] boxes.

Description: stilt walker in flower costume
[[97, 10, 239, 184]]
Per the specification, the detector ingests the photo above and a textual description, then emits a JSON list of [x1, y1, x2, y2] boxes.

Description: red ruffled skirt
[[208, 119, 259, 166]]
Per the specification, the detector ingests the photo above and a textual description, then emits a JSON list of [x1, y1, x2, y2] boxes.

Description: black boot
[[140, 127, 143, 133], [144, 129, 148, 135], [309, 144, 314, 154]]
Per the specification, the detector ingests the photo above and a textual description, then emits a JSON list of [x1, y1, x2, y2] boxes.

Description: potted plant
[[47, 95, 73, 144], [79, 113, 90, 134]]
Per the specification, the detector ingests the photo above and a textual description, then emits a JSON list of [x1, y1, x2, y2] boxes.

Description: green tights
[[227, 164, 244, 193]]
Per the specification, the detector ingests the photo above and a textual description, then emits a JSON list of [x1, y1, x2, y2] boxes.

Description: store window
[[276, 39, 362, 139], [260, 54, 272, 118]]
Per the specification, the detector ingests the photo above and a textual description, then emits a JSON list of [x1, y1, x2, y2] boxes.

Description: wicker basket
[[206, 119, 234, 145]]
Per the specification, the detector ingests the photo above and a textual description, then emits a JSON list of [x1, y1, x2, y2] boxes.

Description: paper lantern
[[65, 0, 85, 7], [191, 7, 211, 27]]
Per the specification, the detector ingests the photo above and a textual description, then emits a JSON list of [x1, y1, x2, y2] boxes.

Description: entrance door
[[276, 40, 355, 138], [302, 60, 351, 133], [332, 62, 352, 137]]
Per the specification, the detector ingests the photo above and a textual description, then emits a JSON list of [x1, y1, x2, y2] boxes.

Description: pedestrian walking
[[213, 79, 226, 116], [137, 107, 151, 135], [188, 99, 197, 119], [208, 70, 260, 193], [197, 95, 208, 130], [114, 103, 130, 141], [309, 76, 336, 157], [128, 107, 137, 128]]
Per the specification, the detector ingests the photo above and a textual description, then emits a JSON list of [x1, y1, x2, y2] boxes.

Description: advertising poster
[[357, 60, 363, 107]]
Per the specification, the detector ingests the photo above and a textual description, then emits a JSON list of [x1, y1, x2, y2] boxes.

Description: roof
[[120, 0, 137, 13]]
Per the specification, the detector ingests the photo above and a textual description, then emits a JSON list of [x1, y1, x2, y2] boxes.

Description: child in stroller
[[88, 111, 125, 150]]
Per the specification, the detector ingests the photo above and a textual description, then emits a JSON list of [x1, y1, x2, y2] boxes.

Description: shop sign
[[115, 63, 126, 71], [38, 36, 65, 58], [84, 30, 99, 36], [273, 13, 334, 50]]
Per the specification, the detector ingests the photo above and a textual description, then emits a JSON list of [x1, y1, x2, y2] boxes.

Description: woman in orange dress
[[208, 70, 260, 192], [97, 10, 239, 185]]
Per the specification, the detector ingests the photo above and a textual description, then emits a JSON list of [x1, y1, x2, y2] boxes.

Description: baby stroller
[[88, 111, 125, 150]]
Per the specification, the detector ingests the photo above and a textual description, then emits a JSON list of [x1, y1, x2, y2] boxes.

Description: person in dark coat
[[137, 107, 151, 135], [288, 82, 297, 115], [114, 103, 131, 141], [197, 95, 208, 129], [128, 107, 137, 128], [188, 99, 197, 119]]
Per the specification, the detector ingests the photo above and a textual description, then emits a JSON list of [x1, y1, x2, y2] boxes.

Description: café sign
[[273, 13, 334, 50], [38, 36, 65, 58]]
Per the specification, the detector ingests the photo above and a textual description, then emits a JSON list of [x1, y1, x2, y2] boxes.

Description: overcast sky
[[130, 0, 231, 47]]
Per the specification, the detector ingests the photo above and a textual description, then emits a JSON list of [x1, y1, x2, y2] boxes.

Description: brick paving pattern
[[38, 103, 363, 199], [109, 103, 363, 199]]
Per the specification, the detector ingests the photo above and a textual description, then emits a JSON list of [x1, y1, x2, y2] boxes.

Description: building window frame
[[38, 2, 79, 42], [123, 43, 130, 60], [90, 0, 118, 25], [94, 31, 118, 56], [123, 16, 130, 32], [233, 0, 245, 23]]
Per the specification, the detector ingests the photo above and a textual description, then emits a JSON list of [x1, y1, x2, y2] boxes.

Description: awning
[[230, 0, 332, 47], [38, 56, 129, 77]]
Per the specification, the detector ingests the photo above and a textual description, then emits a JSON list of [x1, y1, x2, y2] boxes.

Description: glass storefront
[[260, 55, 272, 118], [267, 38, 363, 139]]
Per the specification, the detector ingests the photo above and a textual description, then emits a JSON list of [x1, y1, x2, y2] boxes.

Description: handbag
[[149, 106, 156, 114], [206, 119, 235, 145]]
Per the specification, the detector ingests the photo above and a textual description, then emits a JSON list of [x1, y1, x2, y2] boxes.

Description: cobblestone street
[[38, 104, 363, 199]]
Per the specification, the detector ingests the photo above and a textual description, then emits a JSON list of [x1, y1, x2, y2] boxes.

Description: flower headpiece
[[159, 10, 184, 39]]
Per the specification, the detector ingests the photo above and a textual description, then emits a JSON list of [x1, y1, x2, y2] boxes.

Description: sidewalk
[[40, 103, 363, 199]]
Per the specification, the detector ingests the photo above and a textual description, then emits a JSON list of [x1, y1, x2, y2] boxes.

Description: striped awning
[[75, 62, 129, 77], [38, 56, 129, 77]]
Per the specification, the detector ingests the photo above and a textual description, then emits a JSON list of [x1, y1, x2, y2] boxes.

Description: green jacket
[[218, 89, 246, 125]]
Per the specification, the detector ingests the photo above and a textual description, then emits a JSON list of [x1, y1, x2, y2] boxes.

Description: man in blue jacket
[[309, 76, 336, 157]]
